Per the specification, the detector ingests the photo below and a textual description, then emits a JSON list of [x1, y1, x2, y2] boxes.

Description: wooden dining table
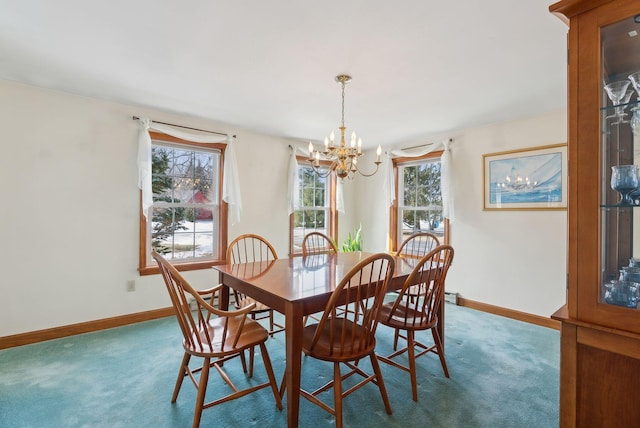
[[213, 251, 446, 428]]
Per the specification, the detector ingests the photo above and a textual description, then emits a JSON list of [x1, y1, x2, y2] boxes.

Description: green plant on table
[[342, 224, 362, 252]]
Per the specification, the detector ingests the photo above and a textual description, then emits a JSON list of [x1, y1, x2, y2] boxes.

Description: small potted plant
[[341, 224, 362, 252]]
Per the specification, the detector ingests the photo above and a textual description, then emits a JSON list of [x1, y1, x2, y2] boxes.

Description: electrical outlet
[[126, 280, 136, 292]]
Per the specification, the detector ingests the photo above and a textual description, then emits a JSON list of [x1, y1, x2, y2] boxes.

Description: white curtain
[[287, 147, 300, 215], [336, 180, 345, 214], [384, 139, 454, 223], [137, 118, 242, 225], [287, 146, 345, 215]]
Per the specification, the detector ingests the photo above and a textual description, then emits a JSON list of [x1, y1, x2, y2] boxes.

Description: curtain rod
[[131, 116, 235, 138]]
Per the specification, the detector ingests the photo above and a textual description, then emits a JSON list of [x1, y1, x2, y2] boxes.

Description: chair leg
[[407, 330, 418, 402], [239, 350, 248, 374], [269, 310, 275, 337], [259, 342, 283, 410], [393, 329, 400, 351], [172, 352, 191, 402], [192, 357, 211, 428], [333, 363, 343, 428], [431, 327, 450, 378], [249, 346, 255, 377], [369, 352, 392, 415]]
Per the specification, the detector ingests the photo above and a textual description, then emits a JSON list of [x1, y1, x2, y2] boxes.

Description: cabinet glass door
[[600, 15, 640, 310]]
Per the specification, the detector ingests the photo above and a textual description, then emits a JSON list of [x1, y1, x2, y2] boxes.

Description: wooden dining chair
[[227, 234, 285, 374], [392, 231, 442, 346], [285, 252, 395, 428], [301, 231, 339, 324], [301, 231, 338, 256], [396, 231, 440, 259], [377, 245, 454, 402], [152, 251, 283, 428]]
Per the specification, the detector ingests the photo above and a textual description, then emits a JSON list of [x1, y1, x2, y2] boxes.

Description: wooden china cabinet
[[550, 0, 640, 426]]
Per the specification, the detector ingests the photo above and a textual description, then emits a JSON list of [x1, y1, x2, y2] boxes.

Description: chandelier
[[308, 74, 382, 180], [497, 165, 540, 192]]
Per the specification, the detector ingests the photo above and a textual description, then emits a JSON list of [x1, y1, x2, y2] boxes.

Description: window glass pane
[[171, 149, 193, 177], [399, 158, 444, 243], [193, 151, 215, 201], [314, 188, 325, 206], [149, 141, 220, 263], [302, 188, 315, 207], [403, 165, 416, 206], [316, 209, 326, 228], [292, 164, 331, 253], [152, 147, 174, 202]]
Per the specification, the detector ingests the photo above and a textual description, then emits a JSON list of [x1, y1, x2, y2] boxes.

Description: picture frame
[[482, 143, 568, 211]]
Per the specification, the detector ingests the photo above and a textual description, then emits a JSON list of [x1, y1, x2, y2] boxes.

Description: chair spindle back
[[308, 253, 395, 358], [302, 232, 338, 256], [386, 245, 454, 328], [397, 232, 440, 259]]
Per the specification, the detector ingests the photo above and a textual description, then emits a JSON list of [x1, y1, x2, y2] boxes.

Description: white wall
[[356, 110, 568, 318], [0, 80, 298, 336], [0, 80, 566, 337]]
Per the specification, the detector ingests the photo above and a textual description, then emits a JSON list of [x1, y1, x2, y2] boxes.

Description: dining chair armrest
[[195, 284, 221, 302], [193, 284, 257, 318]]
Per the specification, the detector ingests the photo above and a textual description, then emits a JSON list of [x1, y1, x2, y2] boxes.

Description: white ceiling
[[0, 0, 568, 148]]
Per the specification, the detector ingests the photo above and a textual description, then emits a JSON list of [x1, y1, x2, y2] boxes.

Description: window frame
[[289, 157, 338, 256], [390, 151, 449, 252], [139, 131, 228, 275]]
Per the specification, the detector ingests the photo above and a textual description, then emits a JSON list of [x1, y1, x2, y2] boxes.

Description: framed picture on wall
[[482, 143, 568, 211]]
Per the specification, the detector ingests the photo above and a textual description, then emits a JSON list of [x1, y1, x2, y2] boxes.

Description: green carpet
[[0, 304, 559, 427]]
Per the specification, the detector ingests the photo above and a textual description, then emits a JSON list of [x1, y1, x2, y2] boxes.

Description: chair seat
[[184, 316, 269, 358], [378, 302, 437, 331], [302, 318, 375, 362]]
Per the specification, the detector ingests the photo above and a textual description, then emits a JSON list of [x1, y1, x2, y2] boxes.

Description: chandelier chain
[[341, 80, 345, 128]]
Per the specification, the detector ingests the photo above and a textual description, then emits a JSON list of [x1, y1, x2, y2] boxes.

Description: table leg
[[284, 303, 303, 428], [219, 273, 230, 310]]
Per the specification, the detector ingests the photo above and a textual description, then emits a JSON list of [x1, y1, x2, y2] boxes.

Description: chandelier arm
[[310, 161, 335, 178], [351, 161, 382, 177]]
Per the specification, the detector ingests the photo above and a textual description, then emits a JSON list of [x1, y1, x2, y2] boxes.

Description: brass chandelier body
[[308, 75, 381, 180]]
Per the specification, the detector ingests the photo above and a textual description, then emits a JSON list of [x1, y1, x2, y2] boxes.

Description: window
[[392, 152, 448, 249], [289, 161, 337, 255], [139, 132, 227, 274]]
